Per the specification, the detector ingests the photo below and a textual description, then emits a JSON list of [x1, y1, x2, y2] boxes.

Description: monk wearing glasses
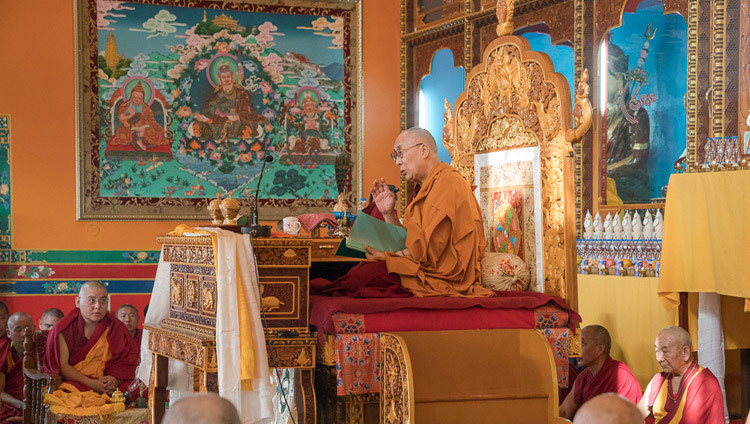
[[44, 281, 139, 395]]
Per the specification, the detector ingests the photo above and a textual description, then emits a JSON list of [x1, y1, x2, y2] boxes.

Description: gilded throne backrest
[[443, 34, 591, 307]]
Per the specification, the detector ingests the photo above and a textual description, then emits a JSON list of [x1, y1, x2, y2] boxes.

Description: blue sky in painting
[[97, 2, 344, 67]]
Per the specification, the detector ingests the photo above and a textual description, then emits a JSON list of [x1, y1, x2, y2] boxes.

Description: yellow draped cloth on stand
[[659, 171, 750, 311]]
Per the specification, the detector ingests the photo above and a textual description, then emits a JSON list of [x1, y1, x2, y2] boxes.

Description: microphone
[[249, 155, 274, 237]]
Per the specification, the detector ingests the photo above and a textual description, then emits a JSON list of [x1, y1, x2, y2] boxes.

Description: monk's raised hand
[[371, 178, 395, 216], [365, 245, 385, 260]]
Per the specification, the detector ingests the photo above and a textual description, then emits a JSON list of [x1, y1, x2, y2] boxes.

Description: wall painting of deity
[[474, 147, 543, 292], [76, 0, 361, 220]]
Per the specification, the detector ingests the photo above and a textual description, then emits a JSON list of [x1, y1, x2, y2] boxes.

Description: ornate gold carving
[[159, 318, 215, 338], [267, 338, 316, 369], [147, 331, 214, 370], [295, 349, 311, 367], [496, 0, 515, 36], [202, 284, 215, 311], [316, 335, 337, 366], [712, 0, 726, 138], [441, 37, 585, 300], [161, 242, 215, 266], [170, 276, 183, 306], [380, 333, 411, 424], [261, 296, 284, 312], [186, 278, 198, 310], [255, 246, 309, 267], [565, 68, 592, 143]]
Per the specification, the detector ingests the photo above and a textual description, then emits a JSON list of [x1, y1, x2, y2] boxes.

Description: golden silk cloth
[[659, 171, 750, 309]]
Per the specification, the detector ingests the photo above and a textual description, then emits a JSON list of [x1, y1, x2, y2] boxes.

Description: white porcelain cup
[[282, 216, 302, 235]]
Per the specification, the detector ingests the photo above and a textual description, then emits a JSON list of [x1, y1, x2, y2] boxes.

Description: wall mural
[[77, 0, 360, 220]]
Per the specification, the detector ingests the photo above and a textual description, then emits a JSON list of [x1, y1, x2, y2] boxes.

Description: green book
[[346, 212, 407, 253]]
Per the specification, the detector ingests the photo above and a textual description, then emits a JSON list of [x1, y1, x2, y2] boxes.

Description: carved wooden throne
[[442, 21, 591, 311]]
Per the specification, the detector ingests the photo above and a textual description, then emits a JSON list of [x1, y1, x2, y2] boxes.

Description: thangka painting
[[76, 0, 361, 220], [474, 147, 543, 292]]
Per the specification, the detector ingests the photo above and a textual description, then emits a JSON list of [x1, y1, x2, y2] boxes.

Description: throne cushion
[[481, 252, 530, 292]]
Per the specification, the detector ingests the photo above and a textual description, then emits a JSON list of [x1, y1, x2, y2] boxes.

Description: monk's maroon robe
[[43, 309, 139, 393], [573, 356, 642, 408], [0, 341, 23, 419]]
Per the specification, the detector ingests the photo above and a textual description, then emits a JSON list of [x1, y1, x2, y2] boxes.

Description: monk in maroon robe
[[43, 281, 139, 395], [0, 302, 9, 356], [38, 307, 63, 331], [115, 304, 141, 346], [1, 312, 34, 419], [560, 325, 641, 419], [638, 326, 724, 424]]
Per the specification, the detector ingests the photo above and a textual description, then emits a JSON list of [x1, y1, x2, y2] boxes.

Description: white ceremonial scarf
[[136, 229, 274, 424]]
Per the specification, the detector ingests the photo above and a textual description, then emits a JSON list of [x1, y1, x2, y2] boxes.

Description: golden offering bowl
[[110, 389, 126, 404]]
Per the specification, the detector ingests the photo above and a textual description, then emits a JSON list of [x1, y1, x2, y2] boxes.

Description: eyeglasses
[[80, 296, 109, 306], [390, 143, 423, 162]]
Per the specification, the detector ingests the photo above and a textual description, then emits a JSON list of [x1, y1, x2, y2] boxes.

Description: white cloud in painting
[[297, 16, 344, 50], [129, 10, 187, 39], [97, 0, 135, 30]]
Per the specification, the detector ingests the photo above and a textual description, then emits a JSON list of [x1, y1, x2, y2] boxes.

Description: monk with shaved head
[[573, 393, 643, 424], [163, 393, 241, 424], [316, 127, 493, 298], [560, 325, 641, 419], [43, 281, 139, 395], [39, 307, 64, 331], [638, 326, 724, 423], [0, 312, 33, 419]]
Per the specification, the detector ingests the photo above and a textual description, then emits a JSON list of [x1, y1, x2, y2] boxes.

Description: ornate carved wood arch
[[443, 33, 591, 305]]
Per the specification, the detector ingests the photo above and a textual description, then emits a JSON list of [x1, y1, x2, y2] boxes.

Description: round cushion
[[481, 252, 530, 291]]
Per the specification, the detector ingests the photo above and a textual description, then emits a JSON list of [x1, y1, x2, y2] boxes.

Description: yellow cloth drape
[[658, 171, 750, 310], [73, 328, 111, 378], [170, 225, 255, 389]]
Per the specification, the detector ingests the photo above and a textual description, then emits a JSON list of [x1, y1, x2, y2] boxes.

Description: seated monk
[[637, 326, 724, 423], [116, 304, 142, 346], [0, 312, 34, 419], [573, 393, 643, 424], [316, 127, 493, 298], [0, 302, 9, 352], [39, 307, 64, 331], [560, 325, 641, 419], [43, 281, 139, 395]]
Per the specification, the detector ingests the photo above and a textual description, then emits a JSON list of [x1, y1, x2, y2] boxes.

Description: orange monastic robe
[[385, 162, 494, 297]]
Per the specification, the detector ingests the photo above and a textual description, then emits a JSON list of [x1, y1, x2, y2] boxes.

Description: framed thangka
[[76, 0, 361, 220]]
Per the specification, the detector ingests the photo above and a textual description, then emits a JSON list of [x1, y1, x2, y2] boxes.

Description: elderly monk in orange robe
[[560, 325, 641, 419], [320, 127, 493, 298], [0, 312, 34, 419], [43, 281, 139, 395], [638, 326, 724, 424]]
